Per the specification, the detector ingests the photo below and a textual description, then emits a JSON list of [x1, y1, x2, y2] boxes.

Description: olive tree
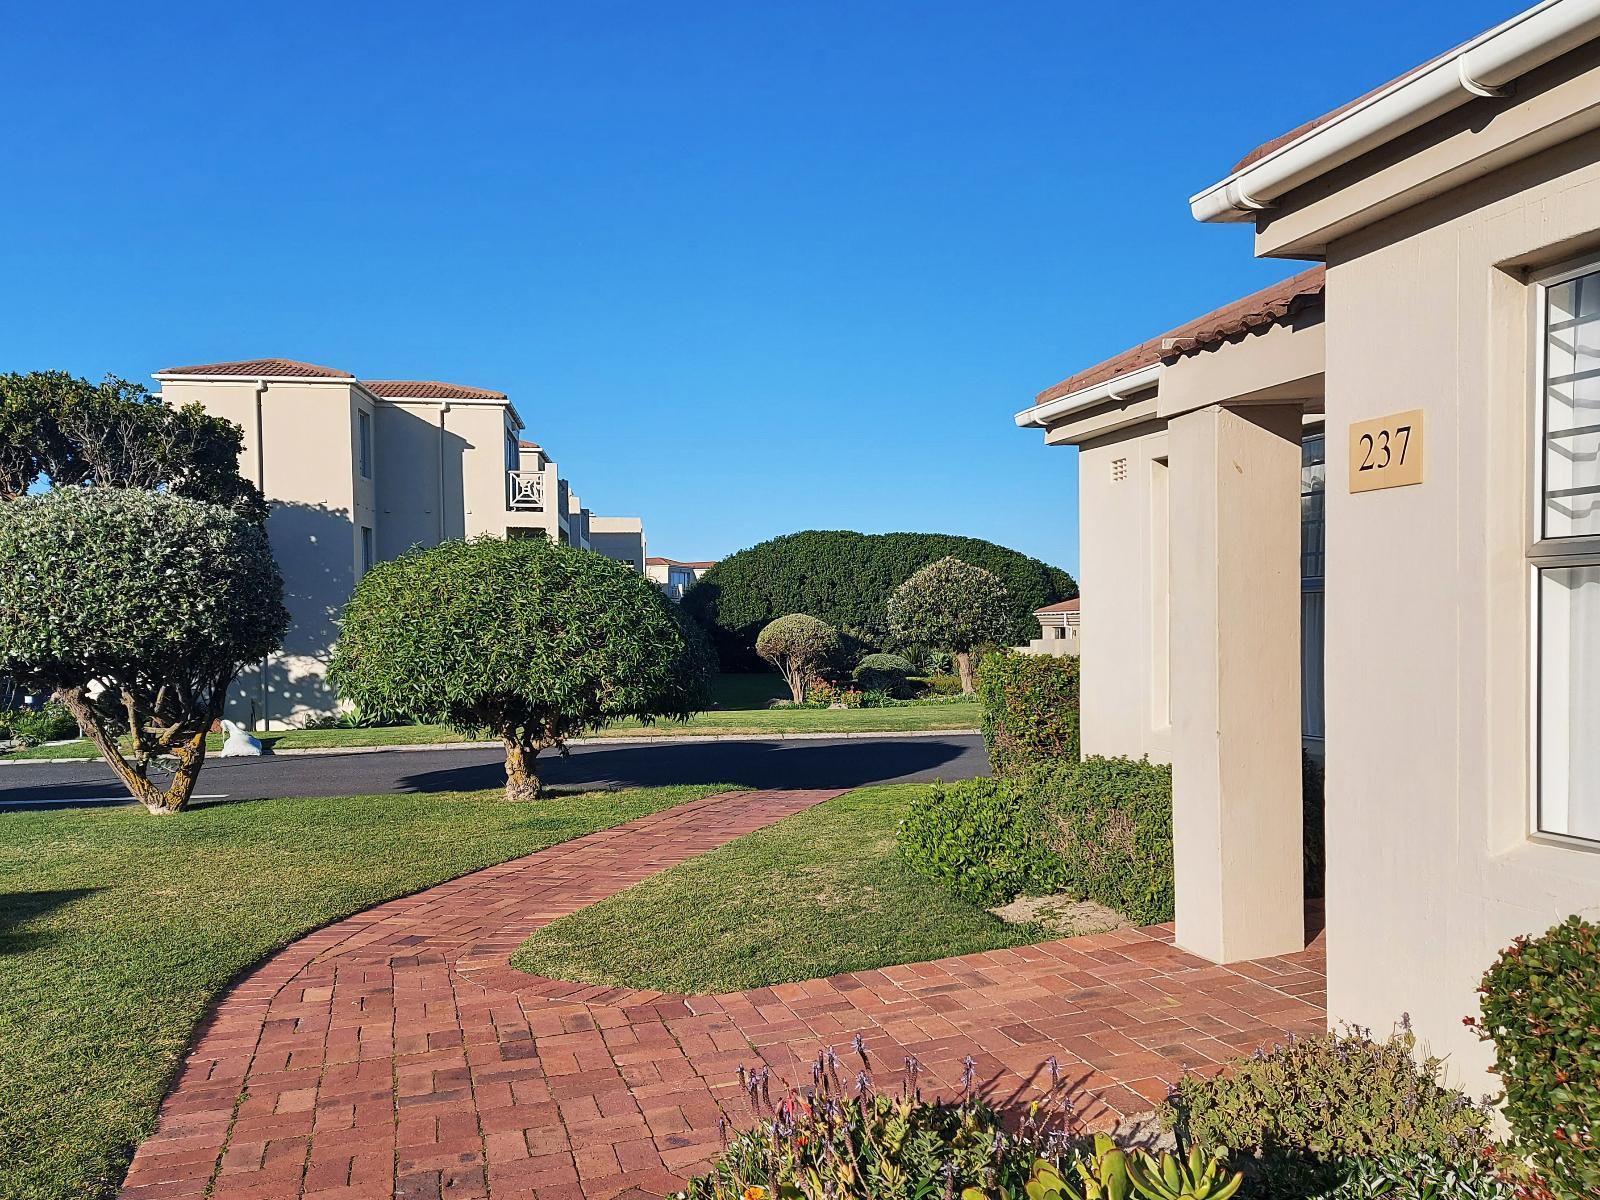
[[887, 557, 1012, 693], [755, 613, 840, 703], [0, 488, 288, 813], [330, 536, 714, 801]]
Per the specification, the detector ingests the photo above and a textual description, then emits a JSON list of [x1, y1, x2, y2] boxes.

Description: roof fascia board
[[1190, 0, 1600, 223], [1013, 362, 1163, 429]]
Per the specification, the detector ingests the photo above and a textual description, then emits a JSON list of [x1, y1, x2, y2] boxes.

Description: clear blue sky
[[5, 0, 1515, 579]]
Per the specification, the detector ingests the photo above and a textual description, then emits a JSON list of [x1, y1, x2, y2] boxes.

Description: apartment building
[[1013, 0, 1600, 1095], [644, 557, 716, 601], [155, 358, 645, 727]]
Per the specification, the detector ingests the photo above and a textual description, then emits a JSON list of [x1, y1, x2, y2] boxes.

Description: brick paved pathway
[[119, 788, 1325, 1200]]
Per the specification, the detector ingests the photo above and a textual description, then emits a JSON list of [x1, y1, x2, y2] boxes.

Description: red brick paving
[[118, 788, 1326, 1200]]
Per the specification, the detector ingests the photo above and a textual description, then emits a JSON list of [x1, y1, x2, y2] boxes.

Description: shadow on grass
[[0, 887, 101, 954]]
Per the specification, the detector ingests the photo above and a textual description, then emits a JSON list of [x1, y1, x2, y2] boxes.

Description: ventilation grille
[[1111, 457, 1128, 482]]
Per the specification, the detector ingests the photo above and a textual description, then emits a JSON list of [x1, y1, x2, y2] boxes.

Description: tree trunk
[[502, 733, 542, 802], [785, 667, 805, 704], [54, 687, 209, 814], [955, 651, 976, 695], [154, 730, 208, 814]]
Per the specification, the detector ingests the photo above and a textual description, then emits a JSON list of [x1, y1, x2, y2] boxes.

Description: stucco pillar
[[1168, 403, 1304, 963]]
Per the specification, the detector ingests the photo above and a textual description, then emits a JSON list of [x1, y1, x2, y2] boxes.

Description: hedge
[[682, 530, 1076, 670], [897, 757, 1173, 924], [1475, 915, 1600, 1197], [976, 651, 1079, 776]]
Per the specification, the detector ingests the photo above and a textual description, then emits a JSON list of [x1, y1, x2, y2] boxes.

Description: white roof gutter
[[1191, 0, 1600, 222], [1013, 361, 1162, 428]]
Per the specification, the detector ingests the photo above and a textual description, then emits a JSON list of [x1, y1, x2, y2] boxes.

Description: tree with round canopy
[[755, 613, 841, 703], [887, 556, 1012, 694], [330, 536, 715, 801], [0, 488, 288, 813]]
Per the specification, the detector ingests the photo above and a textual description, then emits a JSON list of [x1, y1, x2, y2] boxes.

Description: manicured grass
[[1, 694, 979, 760], [510, 784, 1046, 994], [0, 784, 730, 1200]]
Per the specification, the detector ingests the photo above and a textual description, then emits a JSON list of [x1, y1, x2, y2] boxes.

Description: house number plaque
[[1349, 409, 1424, 493]]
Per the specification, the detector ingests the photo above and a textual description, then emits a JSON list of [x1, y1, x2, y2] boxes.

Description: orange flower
[[742, 1188, 767, 1200]]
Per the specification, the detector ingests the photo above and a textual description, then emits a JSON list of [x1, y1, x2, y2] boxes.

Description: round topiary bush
[[682, 530, 1076, 669], [330, 536, 714, 800], [851, 652, 913, 696]]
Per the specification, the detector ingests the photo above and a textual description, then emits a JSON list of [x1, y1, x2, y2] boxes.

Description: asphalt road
[[0, 734, 990, 808]]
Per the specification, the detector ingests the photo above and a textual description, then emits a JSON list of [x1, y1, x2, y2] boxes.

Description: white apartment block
[[155, 358, 646, 728]]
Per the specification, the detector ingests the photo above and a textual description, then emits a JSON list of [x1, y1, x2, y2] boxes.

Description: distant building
[[1019, 598, 1079, 657], [645, 557, 716, 601], [589, 516, 647, 573], [156, 358, 647, 727]]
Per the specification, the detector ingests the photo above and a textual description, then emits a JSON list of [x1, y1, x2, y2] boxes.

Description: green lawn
[[2, 688, 978, 760], [0, 784, 730, 1200], [511, 784, 1046, 994]]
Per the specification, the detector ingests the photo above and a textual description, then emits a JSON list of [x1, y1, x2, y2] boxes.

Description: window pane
[[1539, 564, 1600, 841], [1544, 271, 1600, 538]]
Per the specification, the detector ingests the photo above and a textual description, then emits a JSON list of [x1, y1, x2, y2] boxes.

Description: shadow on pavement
[[397, 737, 985, 795]]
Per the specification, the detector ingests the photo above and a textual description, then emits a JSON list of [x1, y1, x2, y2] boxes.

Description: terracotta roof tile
[[1035, 599, 1080, 614], [157, 358, 352, 379], [1033, 267, 1325, 406], [364, 380, 508, 401], [646, 557, 716, 569]]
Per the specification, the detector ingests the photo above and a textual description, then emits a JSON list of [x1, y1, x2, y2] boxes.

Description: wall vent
[[1111, 457, 1128, 482]]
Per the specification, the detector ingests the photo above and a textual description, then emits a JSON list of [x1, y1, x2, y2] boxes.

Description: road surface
[[0, 733, 989, 808]]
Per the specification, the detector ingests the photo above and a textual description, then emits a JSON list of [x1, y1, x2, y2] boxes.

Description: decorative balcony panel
[[507, 470, 545, 510]]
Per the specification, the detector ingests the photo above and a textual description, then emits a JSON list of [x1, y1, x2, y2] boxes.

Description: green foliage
[[0, 489, 287, 811], [331, 536, 713, 798], [897, 758, 1173, 922], [1024, 1133, 1242, 1200], [897, 776, 1066, 906], [920, 672, 965, 696], [1318, 1154, 1514, 1199], [978, 651, 1081, 776], [888, 557, 1013, 690], [0, 371, 266, 520], [1475, 915, 1600, 1197], [755, 613, 841, 703], [5, 702, 79, 748], [688, 1047, 1078, 1199], [1034, 758, 1173, 926], [1162, 1022, 1497, 1195], [853, 652, 914, 695], [683, 530, 1076, 669]]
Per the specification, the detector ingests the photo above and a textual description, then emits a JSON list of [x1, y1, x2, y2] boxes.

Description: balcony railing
[[507, 470, 545, 511]]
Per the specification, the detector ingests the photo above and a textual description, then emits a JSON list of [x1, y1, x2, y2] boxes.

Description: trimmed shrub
[[897, 777, 1065, 906], [754, 613, 840, 704], [1036, 757, 1173, 925], [682, 530, 1076, 669], [977, 651, 1080, 776], [897, 757, 1171, 922], [7, 702, 79, 747], [1475, 915, 1600, 1197], [918, 672, 963, 697], [1163, 1021, 1497, 1195], [852, 652, 913, 695]]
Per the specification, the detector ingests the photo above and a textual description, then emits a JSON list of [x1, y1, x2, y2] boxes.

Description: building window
[[358, 410, 372, 479], [1533, 262, 1600, 842], [361, 526, 374, 573]]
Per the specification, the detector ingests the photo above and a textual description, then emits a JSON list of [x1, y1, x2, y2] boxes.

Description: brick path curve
[[119, 788, 1325, 1200]]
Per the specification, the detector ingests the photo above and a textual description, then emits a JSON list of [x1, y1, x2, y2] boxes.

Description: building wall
[[161, 378, 365, 727], [1320, 126, 1600, 1091], [589, 517, 646, 571], [1077, 425, 1172, 763]]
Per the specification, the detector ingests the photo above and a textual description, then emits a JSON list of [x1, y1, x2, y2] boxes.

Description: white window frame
[[1528, 254, 1600, 848]]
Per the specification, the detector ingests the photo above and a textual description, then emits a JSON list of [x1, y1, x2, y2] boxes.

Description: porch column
[[1168, 402, 1304, 963]]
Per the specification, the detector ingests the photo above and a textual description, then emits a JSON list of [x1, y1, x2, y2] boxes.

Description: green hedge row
[[898, 757, 1174, 924], [975, 652, 1079, 777]]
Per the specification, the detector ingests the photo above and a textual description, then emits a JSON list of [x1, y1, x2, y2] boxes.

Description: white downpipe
[[1190, 0, 1600, 222], [1013, 361, 1163, 428]]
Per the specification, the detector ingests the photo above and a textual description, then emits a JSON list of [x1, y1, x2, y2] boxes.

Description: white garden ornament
[[217, 719, 264, 757]]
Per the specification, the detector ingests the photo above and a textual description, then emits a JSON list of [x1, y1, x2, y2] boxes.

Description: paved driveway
[[0, 734, 989, 807]]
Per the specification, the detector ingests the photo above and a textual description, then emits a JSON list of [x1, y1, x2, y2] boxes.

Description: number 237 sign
[[1348, 409, 1424, 493]]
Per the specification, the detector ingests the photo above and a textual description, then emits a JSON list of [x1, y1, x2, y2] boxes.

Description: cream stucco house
[[156, 358, 648, 727], [1015, 0, 1600, 1095], [645, 557, 716, 601]]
